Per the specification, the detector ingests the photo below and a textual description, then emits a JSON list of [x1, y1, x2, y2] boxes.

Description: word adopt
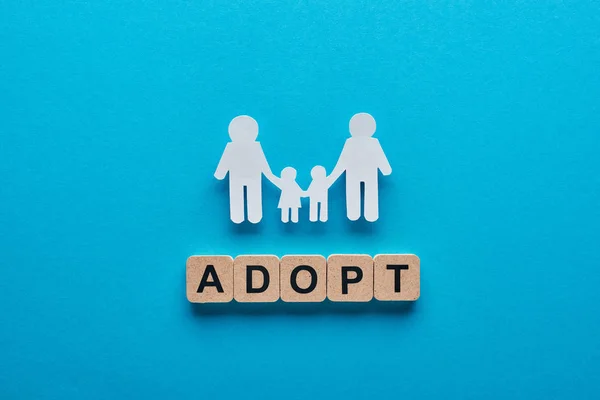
[[186, 254, 419, 303]]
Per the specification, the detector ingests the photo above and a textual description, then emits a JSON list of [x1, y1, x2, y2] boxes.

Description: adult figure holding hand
[[328, 113, 392, 222], [214, 115, 278, 224]]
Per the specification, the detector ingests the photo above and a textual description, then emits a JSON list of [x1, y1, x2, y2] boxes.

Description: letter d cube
[[234, 255, 280, 302]]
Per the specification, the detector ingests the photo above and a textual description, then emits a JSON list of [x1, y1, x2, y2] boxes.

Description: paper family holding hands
[[214, 113, 392, 224]]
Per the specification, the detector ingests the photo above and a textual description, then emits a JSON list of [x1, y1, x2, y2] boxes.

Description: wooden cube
[[327, 254, 373, 302], [234, 255, 280, 302], [280, 255, 327, 302], [186, 255, 234, 303], [374, 254, 420, 301]]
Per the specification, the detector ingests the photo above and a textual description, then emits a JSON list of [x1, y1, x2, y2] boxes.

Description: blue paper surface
[[1, 1, 600, 398]]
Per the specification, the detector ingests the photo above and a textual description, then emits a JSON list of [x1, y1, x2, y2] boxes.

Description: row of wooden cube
[[186, 254, 419, 303]]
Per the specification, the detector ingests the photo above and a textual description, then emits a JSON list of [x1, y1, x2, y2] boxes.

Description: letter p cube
[[327, 254, 373, 302]]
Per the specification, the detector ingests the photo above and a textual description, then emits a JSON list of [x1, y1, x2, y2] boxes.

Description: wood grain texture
[[234, 255, 280, 302], [186, 256, 234, 303], [374, 254, 420, 301], [327, 254, 373, 302], [280, 255, 327, 302]]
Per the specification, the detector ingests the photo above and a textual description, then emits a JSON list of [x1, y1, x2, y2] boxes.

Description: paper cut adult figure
[[328, 113, 392, 222], [306, 166, 331, 222], [214, 115, 278, 224]]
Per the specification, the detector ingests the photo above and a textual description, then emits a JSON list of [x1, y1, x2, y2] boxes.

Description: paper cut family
[[214, 113, 392, 224]]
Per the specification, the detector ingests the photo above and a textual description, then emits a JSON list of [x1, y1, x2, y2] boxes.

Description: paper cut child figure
[[328, 113, 392, 222], [214, 115, 278, 224], [275, 167, 304, 223], [306, 165, 330, 222]]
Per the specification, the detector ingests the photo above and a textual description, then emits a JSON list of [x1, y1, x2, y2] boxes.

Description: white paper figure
[[214, 115, 278, 224], [328, 113, 392, 222], [275, 167, 304, 223], [306, 165, 330, 222]]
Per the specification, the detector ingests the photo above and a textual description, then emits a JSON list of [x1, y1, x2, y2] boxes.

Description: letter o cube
[[280, 255, 327, 302]]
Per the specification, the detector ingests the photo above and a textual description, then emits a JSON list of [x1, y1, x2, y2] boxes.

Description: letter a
[[197, 265, 224, 293]]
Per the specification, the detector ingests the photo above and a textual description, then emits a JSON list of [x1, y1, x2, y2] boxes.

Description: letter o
[[290, 265, 317, 294]]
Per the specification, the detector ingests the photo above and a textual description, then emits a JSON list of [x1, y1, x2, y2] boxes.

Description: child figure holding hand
[[276, 167, 305, 223], [306, 165, 330, 222]]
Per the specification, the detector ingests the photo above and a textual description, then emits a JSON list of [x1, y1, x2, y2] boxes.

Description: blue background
[[1, 1, 600, 399]]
